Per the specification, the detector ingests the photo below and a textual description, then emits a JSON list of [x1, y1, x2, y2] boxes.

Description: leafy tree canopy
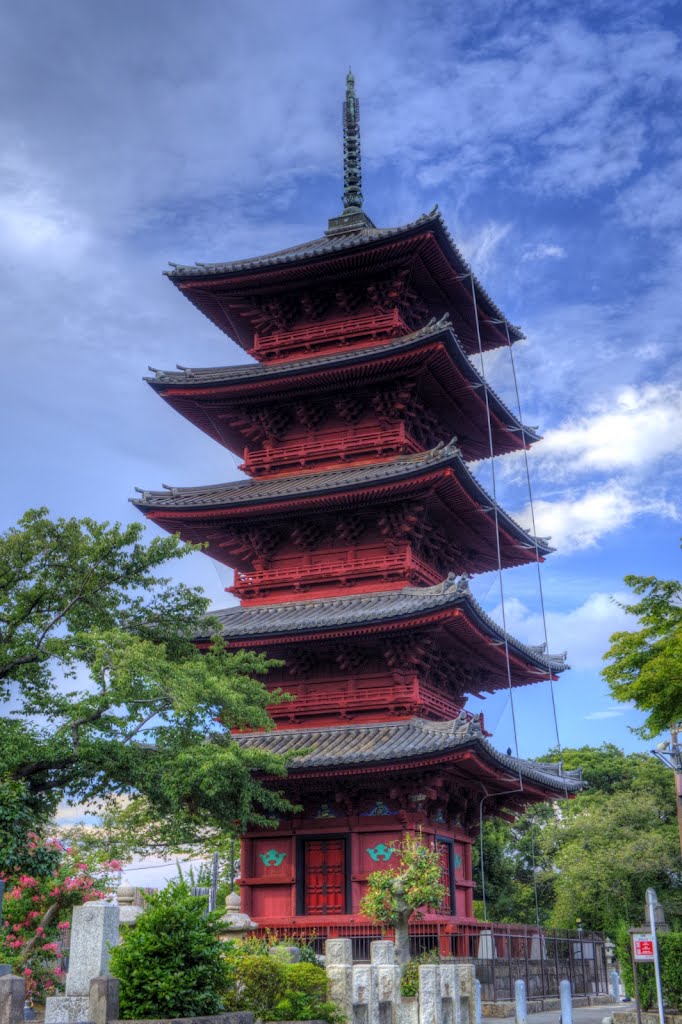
[[473, 744, 681, 935], [0, 508, 292, 867], [602, 558, 682, 738]]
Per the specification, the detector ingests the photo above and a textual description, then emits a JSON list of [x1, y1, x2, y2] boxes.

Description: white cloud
[[521, 243, 566, 262], [491, 591, 633, 671], [616, 158, 682, 230], [522, 480, 678, 552], [535, 383, 682, 476], [459, 221, 512, 274], [584, 706, 627, 720]]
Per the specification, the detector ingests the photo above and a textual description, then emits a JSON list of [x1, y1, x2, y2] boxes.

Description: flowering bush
[[0, 836, 117, 1003]]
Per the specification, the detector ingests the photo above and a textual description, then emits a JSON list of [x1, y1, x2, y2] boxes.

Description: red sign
[[632, 933, 655, 961]]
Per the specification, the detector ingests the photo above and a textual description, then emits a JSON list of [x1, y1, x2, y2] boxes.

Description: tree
[[360, 831, 447, 967], [602, 561, 682, 738], [0, 508, 292, 863], [0, 834, 117, 1001], [470, 745, 682, 934]]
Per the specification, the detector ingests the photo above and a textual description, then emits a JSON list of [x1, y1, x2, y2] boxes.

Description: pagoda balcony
[[229, 550, 442, 601], [253, 308, 409, 360], [241, 424, 422, 476], [268, 680, 469, 725]]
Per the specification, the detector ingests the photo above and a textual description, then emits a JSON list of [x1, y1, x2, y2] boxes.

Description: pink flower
[[107, 860, 122, 872], [77, 863, 88, 871], [49, 887, 61, 898], [42, 942, 60, 953], [35, 927, 45, 936], [22, 969, 32, 977], [54, 967, 64, 976], [57, 922, 70, 930], [32, 896, 40, 903], [28, 911, 40, 920]]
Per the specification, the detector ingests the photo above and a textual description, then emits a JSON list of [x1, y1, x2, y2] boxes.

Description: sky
[[2, 0, 682, 833]]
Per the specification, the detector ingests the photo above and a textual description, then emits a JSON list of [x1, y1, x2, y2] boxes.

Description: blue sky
[[2, 0, 681, 768]]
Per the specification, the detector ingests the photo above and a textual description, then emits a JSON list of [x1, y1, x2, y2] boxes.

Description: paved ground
[[486, 1003, 625, 1024]]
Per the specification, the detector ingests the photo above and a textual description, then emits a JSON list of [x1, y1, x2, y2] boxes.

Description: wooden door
[[303, 838, 346, 915]]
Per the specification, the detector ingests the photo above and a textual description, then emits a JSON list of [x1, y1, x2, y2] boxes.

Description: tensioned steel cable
[[465, 274, 522, 783], [500, 318, 569, 799]]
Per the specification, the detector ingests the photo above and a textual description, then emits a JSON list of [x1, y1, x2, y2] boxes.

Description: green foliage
[[109, 881, 229, 1018], [601, 560, 682, 738], [614, 924, 682, 1010], [1, 508, 294, 846], [226, 954, 286, 1019], [472, 744, 682, 934], [400, 950, 439, 997], [660, 933, 682, 1009], [224, 952, 341, 1023], [361, 831, 447, 967], [0, 836, 116, 1001], [360, 832, 447, 926], [0, 781, 61, 877]]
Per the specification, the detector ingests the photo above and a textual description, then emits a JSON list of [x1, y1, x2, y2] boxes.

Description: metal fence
[[254, 921, 608, 1002]]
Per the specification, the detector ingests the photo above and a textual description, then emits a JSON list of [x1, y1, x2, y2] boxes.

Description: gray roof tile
[[132, 441, 551, 555], [164, 208, 523, 342], [207, 575, 568, 674], [145, 316, 540, 446], [233, 715, 582, 792]]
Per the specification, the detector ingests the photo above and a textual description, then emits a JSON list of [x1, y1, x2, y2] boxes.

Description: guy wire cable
[[500, 318, 569, 800], [466, 273, 522, 782]]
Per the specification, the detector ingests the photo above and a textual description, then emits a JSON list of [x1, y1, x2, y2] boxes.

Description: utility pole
[[651, 724, 682, 857]]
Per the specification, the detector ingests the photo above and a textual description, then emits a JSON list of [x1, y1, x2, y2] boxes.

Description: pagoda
[[134, 73, 580, 934]]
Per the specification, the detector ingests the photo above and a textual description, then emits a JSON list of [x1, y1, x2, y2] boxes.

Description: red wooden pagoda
[[134, 72, 580, 933]]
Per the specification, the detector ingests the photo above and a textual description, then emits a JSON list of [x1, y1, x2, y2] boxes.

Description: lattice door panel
[[303, 838, 346, 915]]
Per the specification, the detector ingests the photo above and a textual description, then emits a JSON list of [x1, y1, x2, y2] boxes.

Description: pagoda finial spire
[[343, 68, 363, 212], [327, 71, 375, 234]]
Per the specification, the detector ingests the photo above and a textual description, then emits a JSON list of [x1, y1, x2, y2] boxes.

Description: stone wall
[[325, 939, 477, 1024]]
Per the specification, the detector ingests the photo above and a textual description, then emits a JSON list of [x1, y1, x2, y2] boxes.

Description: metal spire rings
[[343, 69, 363, 211]]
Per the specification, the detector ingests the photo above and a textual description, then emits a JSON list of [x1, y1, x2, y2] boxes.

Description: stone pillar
[[0, 976, 25, 1024], [326, 939, 353, 1024], [439, 964, 456, 1024], [609, 970, 620, 1002], [89, 976, 119, 1024], [352, 964, 372, 1024], [45, 903, 119, 1024], [454, 964, 475, 1024], [474, 979, 482, 1024], [418, 965, 442, 1024], [371, 941, 400, 1024]]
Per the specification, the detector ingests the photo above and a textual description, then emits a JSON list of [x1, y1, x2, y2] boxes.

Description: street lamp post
[[651, 724, 682, 858]]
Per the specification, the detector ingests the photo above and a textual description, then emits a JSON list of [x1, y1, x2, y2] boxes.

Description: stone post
[[89, 976, 119, 1024], [45, 903, 119, 1024], [514, 979, 527, 1024], [454, 964, 475, 1024], [439, 964, 456, 1024], [352, 964, 372, 1024], [326, 939, 354, 1024], [609, 970, 620, 1002], [474, 979, 482, 1024], [0, 976, 25, 1024], [371, 941, 400, 1024], [560, 979, 572, 1024], [418, 965, 442, 1024]]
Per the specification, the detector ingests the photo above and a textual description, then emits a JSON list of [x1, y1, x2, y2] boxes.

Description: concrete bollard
[[514, 979, 527, 1024], [0, 976, 25, 1024], [560, 979, 572, 1024], [418, 965, 442, 1024], [609, 970, 620, 1002], [327, 939, 354, 1024], [474, 979, 482, 1024], [352, 964, 372, 1024], [89, 976, 119, 1024]]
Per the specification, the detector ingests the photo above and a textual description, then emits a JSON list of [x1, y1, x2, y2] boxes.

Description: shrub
[[227, 954, 287, 1019], [400, 950, 439, 998], [660, 933, 682, 1009], [109, 881, 229, 1018], [269, 962, 342, 1023]]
